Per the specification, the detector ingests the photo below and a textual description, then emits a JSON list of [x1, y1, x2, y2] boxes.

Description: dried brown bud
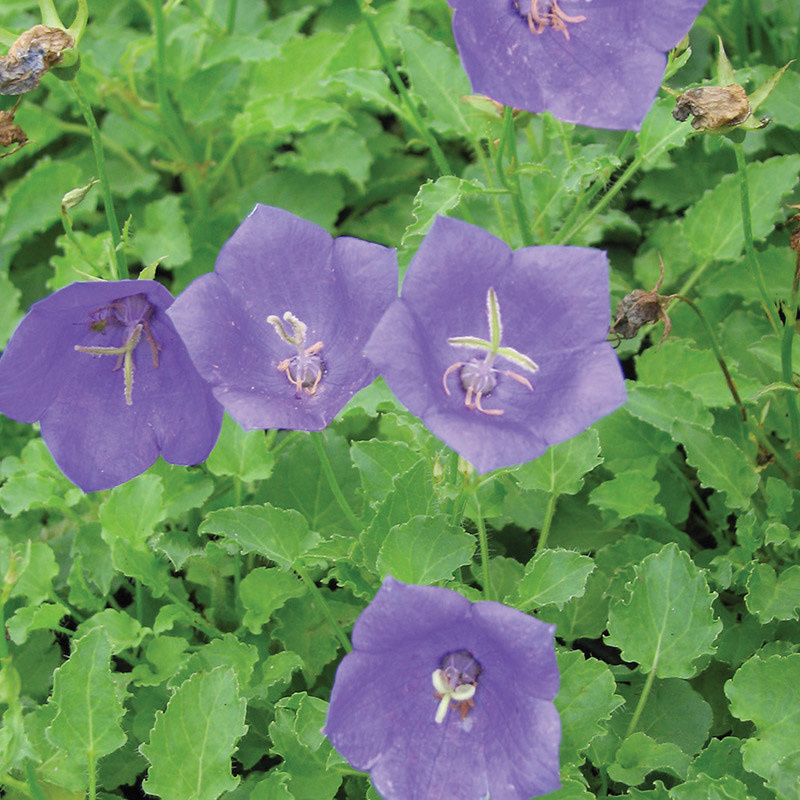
[[673, 84, 751, 131], [610, 258, 677, 347], [0, 97, 27, 158], [0, 25, 74, 95]]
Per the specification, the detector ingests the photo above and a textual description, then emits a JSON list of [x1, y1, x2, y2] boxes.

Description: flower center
[[513, 0, 586, 40], [267, 311, 325, 396], [443, 287, 538, 416], [432, 650, 482, 724], [74, 294, 161, 406]]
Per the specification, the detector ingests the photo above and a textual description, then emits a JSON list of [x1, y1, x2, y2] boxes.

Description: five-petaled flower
[[324, 576, 561, 800], [0, 280, 223, 492], [167, 204, 397, 432], [364, 216, 626, 473], [446, 0, 708, 130]]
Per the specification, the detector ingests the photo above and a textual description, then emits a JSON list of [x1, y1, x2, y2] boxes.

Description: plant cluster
[[0, 1, 799, 799]]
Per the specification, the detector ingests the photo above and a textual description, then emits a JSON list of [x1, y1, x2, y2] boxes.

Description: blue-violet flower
[[447, 0, 708, 130], [364, 216, 626, 473], [0, 280, 223, 492], [325, 576, 561, 800], [167, 204, 397, 431]]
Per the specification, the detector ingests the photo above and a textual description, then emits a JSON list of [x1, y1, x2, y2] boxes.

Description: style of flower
[[364, 216, 626, 473], [167, 204, 397, 432], [0, 280, 223, 492], [446, 0, 708, 130], [324, 576, 561, 800]]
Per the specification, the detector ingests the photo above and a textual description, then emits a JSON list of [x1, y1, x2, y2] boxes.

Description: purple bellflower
[[167, 204, 397, 431], [0, 280, 223, 492], [325, 576, 561, 800], [364, 216, 625, 474], [447, 0, 708, 130]]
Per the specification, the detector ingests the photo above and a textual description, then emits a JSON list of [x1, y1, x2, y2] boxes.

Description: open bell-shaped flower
[[364, 216, 626, 473], [167, 204, 397, 431], [446, 0, 708, 130], [0, 280, 223, 492], [324, 576, 561, 800]]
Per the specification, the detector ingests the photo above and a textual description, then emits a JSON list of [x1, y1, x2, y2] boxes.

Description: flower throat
[[513, 0, 586, 39]]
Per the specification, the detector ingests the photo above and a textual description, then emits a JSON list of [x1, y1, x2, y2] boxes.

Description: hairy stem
[[310, 432, 362, 532], [68, 79, 126, 279], [780, 251, 800, 453], [734, 140, 779, 333], [535, 491, 558, 556], [295, 565, 352, 653], [472, 495, 494, 601], [625, 666, 657, 738], [497, 107, 534, 246], [355, 0, 451, 176]]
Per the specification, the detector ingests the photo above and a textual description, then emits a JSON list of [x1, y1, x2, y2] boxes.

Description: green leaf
[[9, 541, 57, 605], [0, 159, 83, 245], [516, 548, 595, 610], [624, 382, 714, 434], [240, 567, 306, 633], [683, 154, 800, 262], [200, 504, 320, 570], [745, 563, 800, 622], [273, 593, 359, 682], [47, 629, 127, 774], [141, 667, 248, 800], [376, 514, 475, 584], [398, 28, 472, 136], [6, 601, 68, 645], [350, 439, 423, 505], [514, 429, 602, 495], [399, 176, 485, 257], [555, 651, 624, 767], [669, 774, 751, 800], [205, 414, 275, 482], [725, 653, 800, 784], [0, 270, 21, 349], [269, 693, 340, 800], [133, 195, 191, 269], [606, 543, 721, 677], [608, 732, 691, 785], [672, 421, 759, 510], [98, 474, 165, 546], [589, 470, 665, 519], [637, 97, 692, 168]]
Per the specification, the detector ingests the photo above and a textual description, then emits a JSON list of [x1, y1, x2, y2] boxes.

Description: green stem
[[0, 604, 7, 660], [310, 432, 362, 532], [677, 259, 711, 297], [734, 140, 779, 333], [151, 0, 207, 216], [553, 153, 644, 245], [68, 79, 125, 279], [497, 107, 534, 246], [295, 565, 352, 653], [355, 1, 451, 176], [780, 251, 800, 453], [625, 667, 657, 738], [535, 492, 558, 556], [1, 773, 31, 797], [472, 137, 511, 242], [473, 495, 493, 601], [88, 750, 97, 800], [26, 763, 47, 800], [675, 295, 747, 422], [164, 589, 217, 638], [226, 0, 238, 33]]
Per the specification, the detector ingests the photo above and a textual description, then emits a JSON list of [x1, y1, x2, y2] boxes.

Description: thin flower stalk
[[734, 140, 779, 333], [780, 249, 800, 452]]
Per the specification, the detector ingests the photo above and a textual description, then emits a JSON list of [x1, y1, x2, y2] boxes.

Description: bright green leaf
[[606, 543, 721, 677], [141, 667, 247, 800], [516, 548, 595, 610]]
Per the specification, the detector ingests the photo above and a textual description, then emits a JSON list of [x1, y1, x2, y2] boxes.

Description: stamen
[[525, 0, 585, 40], [431, 651, 482, 724], [74, 295, 160, 407], [269, 310, 325, 396], [442, 288, 536, 416]]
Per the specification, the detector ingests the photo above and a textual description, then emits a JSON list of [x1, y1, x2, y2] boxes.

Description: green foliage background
[[1, 0, 800, 799]]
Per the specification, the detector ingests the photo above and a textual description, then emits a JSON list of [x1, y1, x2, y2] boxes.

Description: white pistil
[[432, 669, 477, 724]]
